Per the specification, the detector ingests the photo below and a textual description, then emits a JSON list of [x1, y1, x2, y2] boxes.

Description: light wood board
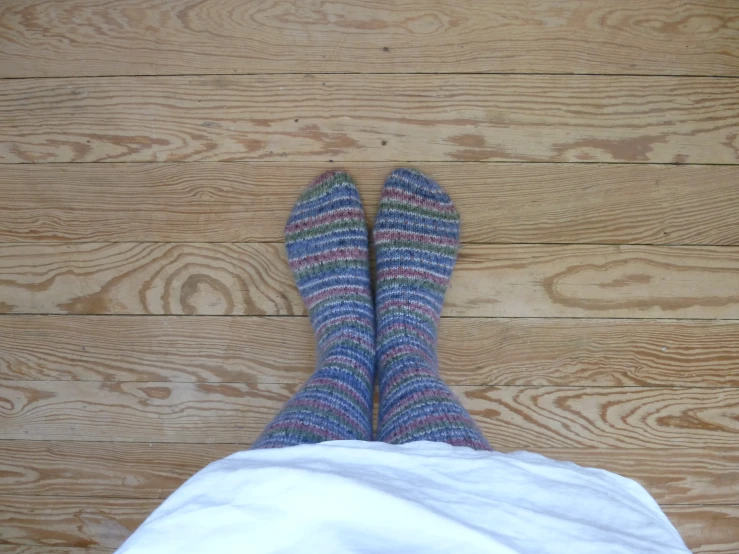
[[2, 163, 738, 245], [2, 243, 738, 318], [2, 380, 738, 449], [2, 316, 739, 387], [2, 76, 738, 164], [0, 544, 117, 554], [1, 0, 738, 77]]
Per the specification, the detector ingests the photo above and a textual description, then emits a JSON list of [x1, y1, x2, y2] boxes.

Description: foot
[[374, 168, 460, 372], [273, 170, 375, 441], [373, 169, 490, 449]]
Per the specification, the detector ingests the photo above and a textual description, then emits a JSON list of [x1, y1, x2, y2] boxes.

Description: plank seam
[[2, 72, 739, 81], [2, 313, 739, 321]]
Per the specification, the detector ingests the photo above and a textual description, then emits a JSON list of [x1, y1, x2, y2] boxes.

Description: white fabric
[[117, 440, 689, 554]]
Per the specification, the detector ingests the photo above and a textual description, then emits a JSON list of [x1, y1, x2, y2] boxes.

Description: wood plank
[[0, 544, 116, 554], [3, 163, 739, 245], [1, 440, 736, 505], [2, 243, 738, 318], [0, 243, 300, 316], [0, 380, 289, 445], [1, 0, 738, 77], [439, 319, 739, 387], [461, 386, 739, 449], [2, 75, 737, 164], [0, 441, 238, 500], [2, 381, 738, 448], [1, 495, 736, 551], [449, 244, 739, 318], [664, 505, 739, 554], [0, 495, 155, 548], [0, 316, 314, 384], [3, 316, 739, 387], [541, 449, 739, 506]]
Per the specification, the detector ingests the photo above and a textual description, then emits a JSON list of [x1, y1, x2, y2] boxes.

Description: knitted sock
[[374, 169, 492, 450], [252, 171, 374, 449]]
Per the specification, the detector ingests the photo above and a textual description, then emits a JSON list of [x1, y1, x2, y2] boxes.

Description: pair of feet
[[253, 169, 490, 450]]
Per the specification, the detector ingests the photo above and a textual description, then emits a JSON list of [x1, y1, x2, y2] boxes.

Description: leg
[[374, 169, 492, 450], [252, 171, 375, 449]]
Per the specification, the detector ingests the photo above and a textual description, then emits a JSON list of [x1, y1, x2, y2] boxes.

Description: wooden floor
[[1, 0, 738, 551]]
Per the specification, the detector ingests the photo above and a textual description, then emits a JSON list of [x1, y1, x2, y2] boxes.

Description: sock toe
[[387, 168, 456, 208], [286, 170, 365, 247], [376, 169, 460, 247], [294, 169, 358, 205]]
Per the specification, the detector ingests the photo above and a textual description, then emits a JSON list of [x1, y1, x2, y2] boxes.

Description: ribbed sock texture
[[374, 169, 492, 450], [252, 171, 375, 449]]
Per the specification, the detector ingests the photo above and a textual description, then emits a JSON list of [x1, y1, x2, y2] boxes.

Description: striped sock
[[374, 168, 491, 450], [252, 171, 375, 449]]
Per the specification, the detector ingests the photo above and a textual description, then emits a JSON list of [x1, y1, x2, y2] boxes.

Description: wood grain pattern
[[0, 380, 292, 444], [1, 0, 738, 77], [0, 495, 156, 548], [3, 162, 739, 245], [1, 440, 736, 505], [2, 75, 738, 164], [2, 243, 738, 318], [2, 381, 738, 448], [0, 441, 239, 500], [664, 505, 739, 553], [0, 544, 116, 554], [438, 318, 739, 387], [462, 386, 739, 449], [450, 244, 739, 319], [1, 495, 736, 551], [542, 449, 739, 506], [0, 243, 299, 316], [3, 316, 739, 387], [0, 316, 315, 384]]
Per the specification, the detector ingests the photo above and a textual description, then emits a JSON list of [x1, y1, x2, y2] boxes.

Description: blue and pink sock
[[252, 171, 375, 448], [374, 169, 491, 450], [253, 169, 490, 451]]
